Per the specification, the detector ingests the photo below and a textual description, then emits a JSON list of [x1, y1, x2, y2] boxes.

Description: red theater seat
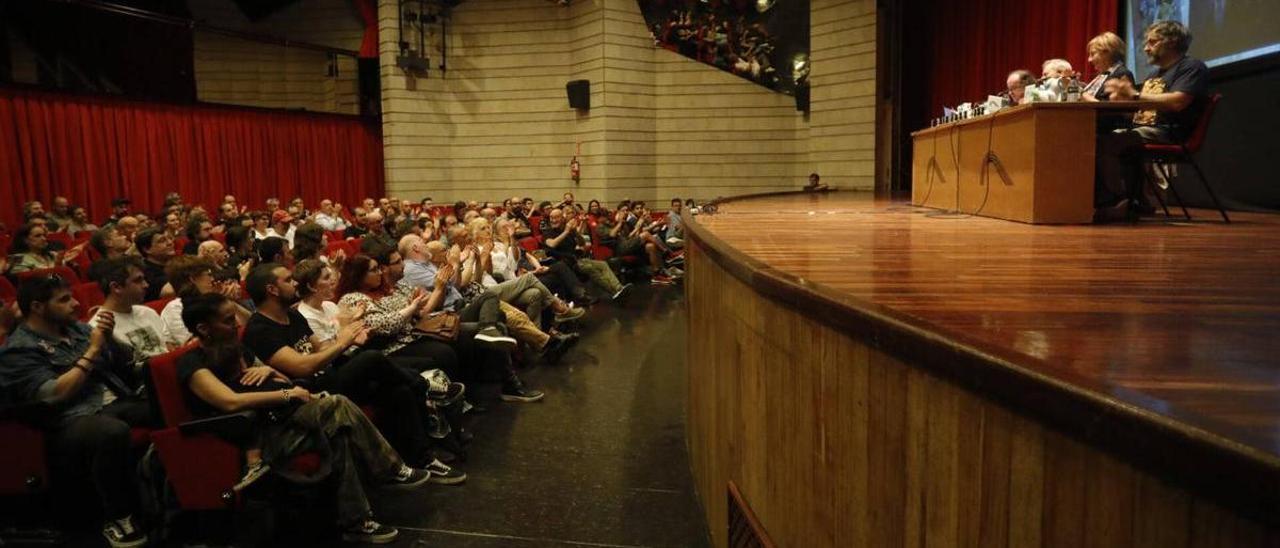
[[14, 266, 81, 286], [71, 282, 105, 321]]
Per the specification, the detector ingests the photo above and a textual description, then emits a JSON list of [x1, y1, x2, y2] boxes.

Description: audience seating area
[[0, 192, 689, 546]]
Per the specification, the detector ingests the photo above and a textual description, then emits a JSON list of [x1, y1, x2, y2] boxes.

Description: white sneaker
[[102, 515, 148, 548]]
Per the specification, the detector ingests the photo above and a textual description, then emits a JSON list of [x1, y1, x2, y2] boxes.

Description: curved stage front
[[683, 191, 1280, 548]]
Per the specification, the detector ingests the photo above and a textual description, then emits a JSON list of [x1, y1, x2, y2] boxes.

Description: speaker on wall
[[794, 85, 810, 113], [567, 80, 590, 110]]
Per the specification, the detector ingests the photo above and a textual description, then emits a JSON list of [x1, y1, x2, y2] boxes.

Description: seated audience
[[1095, 20, 1209, 218], [268, 210, 296, 247], [89, 257, 176, 376], [89, 226, 133, 260], [314, 199, 349, 232], [542, 208, 630, 299], [159, 256, 251, 347], [47, 196, 73, 232], [4, 222, 87, 274], [0, 275, 152, 548], [104, 197, 131, 226], [177, 292, 437, 545], [182, 217, 214, 255], [242, 263, 459, 470], [134, 227, 175, 301], [63, 206, 99, 235]]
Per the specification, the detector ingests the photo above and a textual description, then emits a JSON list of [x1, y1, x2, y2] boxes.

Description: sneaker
[[651, 274, 675, 285], [387, 465, 432, 490], [102, 516, 148, 548], [611, 283, 632, 301], [666, 237, 683, 246], [554, 305, 586, 323], [233, 460, 271, 491], [474, 326, 517, 351], [540, 332, 580, 364], [666, 266, 684, 277], [500, 382, 546, 403], [342, 519, 399, 544], [425, 458, 467, 485]]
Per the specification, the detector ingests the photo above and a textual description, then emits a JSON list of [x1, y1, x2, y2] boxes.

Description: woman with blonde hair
[[1082, 31, 1134, 101]]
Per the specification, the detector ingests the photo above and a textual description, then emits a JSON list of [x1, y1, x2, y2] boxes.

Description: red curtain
[[354, 0, 379, 59], [0, 88, 384, 229], [915, 0, 1119, 114]]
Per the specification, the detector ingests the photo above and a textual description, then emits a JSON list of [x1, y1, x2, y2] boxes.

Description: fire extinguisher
[[570, 141, 581, 183]]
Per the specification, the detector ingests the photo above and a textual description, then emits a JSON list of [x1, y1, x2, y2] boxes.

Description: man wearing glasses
[[1095, 20, 1210, 218], [0, 275, 152, 548]]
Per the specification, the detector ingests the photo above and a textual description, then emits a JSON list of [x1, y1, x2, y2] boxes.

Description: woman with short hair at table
[[1082, 31, 1135, 101]]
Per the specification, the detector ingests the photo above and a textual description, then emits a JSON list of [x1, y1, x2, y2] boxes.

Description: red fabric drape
[[0, 88, 384, 229], [917, 0, 1119, 113], [354, 0, 379, 59]]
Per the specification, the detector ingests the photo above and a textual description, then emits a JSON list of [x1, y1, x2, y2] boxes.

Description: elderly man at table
[[1094, 20, 1209, 220]]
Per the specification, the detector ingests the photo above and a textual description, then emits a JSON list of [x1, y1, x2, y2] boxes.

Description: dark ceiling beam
[[50, 0, 361, 58]]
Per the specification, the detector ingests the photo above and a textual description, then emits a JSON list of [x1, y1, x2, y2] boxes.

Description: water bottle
[[1065, 77, 1082, 102]]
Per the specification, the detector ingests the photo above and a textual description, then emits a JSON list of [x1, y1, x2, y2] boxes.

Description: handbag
[[416, 311, 461, 342]]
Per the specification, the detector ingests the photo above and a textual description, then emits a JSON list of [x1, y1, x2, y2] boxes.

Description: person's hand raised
[[89, 310, 115, 353], [435, 263, 455, 290], [336, 319, 366, 347]]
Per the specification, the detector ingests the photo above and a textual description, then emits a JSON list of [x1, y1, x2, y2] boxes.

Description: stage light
[[756, 0, 775, 12]]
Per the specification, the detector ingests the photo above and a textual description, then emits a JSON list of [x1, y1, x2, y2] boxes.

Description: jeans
[[310, 350, 431, 467], [49, 399, 151, 520]]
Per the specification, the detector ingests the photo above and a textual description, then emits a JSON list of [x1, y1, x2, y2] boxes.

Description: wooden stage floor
[[695, 192, 1280, 461]]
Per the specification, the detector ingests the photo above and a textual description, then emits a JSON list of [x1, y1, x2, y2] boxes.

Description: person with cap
[[268, 209, 296, 248], [104, 198, 131, 227]]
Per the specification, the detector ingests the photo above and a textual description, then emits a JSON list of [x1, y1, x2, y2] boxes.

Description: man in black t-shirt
[[1095, 20, 1210, 217], [241, 263, 442, 468], [136, 228, 175, 301]]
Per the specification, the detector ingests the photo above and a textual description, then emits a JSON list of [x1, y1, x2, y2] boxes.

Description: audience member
[[90, 256, 175, 375], [0, 275, 152, 548], [242, 263, 458, 470], [178, 292, 438, 545], [104, 198, 131, 226], [4, 222, 87, 275], [63, 206, 99, 235], [159, 255, 251, 347], [47, 196, 73, 231], [134, 228, 176, 301], [89, 226, 133, 260]]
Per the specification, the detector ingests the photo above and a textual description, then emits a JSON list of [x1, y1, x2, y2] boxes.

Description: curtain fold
[[915, 0, 1120, 113], [0, 88, 384, 229]]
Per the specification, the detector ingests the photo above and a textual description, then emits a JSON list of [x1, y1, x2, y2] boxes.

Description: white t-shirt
[[89, 305, 173, 403], [298, 300, 340, 344], [159, 298, 192, 348]]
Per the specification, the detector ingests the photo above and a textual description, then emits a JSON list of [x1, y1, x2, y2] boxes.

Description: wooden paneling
[[687, 245, 1276, 548], [189, 0, 362, 114], [686, 189, 1280, 548]]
